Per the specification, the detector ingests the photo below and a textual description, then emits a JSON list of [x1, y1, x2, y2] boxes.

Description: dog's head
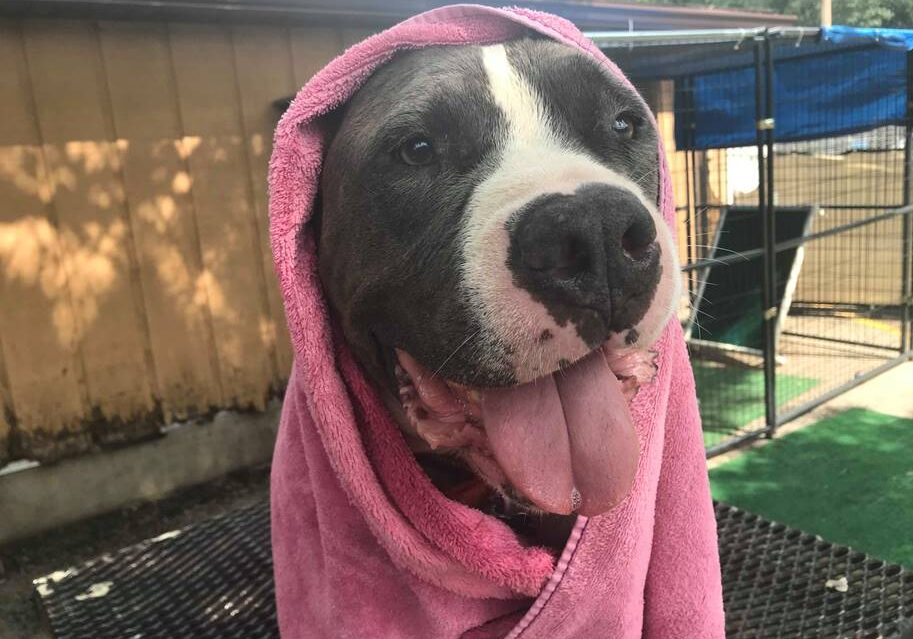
[[317, 38, 680, 516]]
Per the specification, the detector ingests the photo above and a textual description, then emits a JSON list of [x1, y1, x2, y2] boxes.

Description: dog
[[314, 37, 679, 550]]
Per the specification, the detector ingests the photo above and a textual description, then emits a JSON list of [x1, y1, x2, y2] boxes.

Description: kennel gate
[[591, 27, 913, 456]]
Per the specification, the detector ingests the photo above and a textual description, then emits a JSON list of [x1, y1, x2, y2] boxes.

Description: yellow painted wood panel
[[22, 20, 157, 444], [340, 28, 376, 48], [0, 23, 39, 147], [647, 81, 689, 260], [0, 409, 9, 462], [98, 20, 224, 420], [232, 25, 297, 380], [649, 80, 729, 270], [96, 22, 183, 140], [169, 23, 274, 410], [0, 331, 13, 462], [0, 21, 90, 459], [1, 17, 404, 462], [289, 27, 344, 88]]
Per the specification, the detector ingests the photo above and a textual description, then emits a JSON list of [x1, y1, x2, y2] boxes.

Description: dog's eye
[[399, 136, 436, 166], [611, 114, 636, 138]]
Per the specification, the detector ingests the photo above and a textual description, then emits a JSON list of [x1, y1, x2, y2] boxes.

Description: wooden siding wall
[[0, 18, 377, 463], [0, 24, 695, 465]]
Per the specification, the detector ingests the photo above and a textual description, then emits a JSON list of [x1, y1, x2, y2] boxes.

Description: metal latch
[[757, 118, 775, 130]]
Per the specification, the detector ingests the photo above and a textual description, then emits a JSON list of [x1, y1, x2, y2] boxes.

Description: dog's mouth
[[395, 345, 656, 517]]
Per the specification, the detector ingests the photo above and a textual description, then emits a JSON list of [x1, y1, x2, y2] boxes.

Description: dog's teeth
[[571, 487, 582, 512]]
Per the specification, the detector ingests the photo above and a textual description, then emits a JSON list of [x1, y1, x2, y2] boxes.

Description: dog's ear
[[318, 107, 346, 152], [310, 193, 324, 248], [272, 95, 294, 114], [309, 107, 347, 249]]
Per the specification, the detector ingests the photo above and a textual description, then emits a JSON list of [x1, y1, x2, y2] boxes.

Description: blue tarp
[[822, 25, 913, 51], [668, 27, 913, 150]]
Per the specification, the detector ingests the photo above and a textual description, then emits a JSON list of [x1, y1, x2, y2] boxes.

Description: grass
[[693, 361, 818, 447], [710, 408, 913, 568]]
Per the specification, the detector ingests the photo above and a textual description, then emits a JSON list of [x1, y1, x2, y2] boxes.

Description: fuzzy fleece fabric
[[268, 4, 725, 638]]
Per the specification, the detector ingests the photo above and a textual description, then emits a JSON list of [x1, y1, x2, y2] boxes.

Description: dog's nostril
[[621, 216, 656, 261]]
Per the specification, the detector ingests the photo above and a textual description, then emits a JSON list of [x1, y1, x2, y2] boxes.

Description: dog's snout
[[508, 183, 661, 340]]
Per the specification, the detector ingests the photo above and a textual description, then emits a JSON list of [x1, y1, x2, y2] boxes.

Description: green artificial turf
[[692, 361, 818, 447], [710, 408, 913, 568]]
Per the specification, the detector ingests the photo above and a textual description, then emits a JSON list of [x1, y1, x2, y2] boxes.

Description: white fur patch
[[461, 44, 679, 383], [480, 45, 559, 151]]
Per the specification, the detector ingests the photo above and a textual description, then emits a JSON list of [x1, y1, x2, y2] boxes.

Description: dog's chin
[[393, 334, 658, 518]]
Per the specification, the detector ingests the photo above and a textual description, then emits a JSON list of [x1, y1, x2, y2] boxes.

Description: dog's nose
[[508, 183, 661, 340]]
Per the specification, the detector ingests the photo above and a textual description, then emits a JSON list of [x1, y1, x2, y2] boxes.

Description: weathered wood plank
[[23, 20, 158, 447], [231, 25, 297, 381], [169, 23, 274, 410], [98, 20, 224, 421], [0, 21, 90, 459], [0, 329, 13, 463], [0, 17, 381, 463], [340, 28, 375, 49], [289, 27, 343, 88]]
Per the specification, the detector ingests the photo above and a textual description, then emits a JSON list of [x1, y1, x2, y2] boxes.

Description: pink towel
[[268, 5, 725, 638]]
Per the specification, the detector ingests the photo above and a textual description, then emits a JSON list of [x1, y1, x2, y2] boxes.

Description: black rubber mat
[[34, 502, 912, 638], [716, 503, 913, 638], [34, 503, 277, 639]]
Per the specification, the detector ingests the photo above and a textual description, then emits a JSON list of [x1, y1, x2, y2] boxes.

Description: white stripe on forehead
[[480, 44, 560, 149]]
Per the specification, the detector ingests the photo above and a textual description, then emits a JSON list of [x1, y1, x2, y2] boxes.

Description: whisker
[[689, 244, 751, 260], [432, 329, 482, 378]]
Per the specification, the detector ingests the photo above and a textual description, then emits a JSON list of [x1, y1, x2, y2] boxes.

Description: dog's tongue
[[481, 349, 639, 516]]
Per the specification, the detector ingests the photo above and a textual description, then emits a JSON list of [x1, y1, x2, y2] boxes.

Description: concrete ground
[[0, 402, 279, 638], [820, 359, 913, 418], [709, 360, 913, 469], [0, 466, 270, 639], [692, 313, 909, 451]]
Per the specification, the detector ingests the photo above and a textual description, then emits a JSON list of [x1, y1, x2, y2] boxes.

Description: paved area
[[0, 466, 270, 639], [709, 360, 913, 469]]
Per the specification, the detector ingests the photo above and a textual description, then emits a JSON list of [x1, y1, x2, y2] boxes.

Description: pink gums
[[395, 346, 657, 462]]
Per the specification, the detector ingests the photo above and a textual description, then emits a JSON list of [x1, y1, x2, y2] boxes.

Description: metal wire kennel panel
[[593, 28, 913, 456]]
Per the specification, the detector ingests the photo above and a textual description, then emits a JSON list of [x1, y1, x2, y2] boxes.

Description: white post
[[821, 0, 832, 26]]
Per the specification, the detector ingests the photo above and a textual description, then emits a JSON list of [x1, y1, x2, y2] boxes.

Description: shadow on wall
[[0, 19, 363, 464], [1, 141, 213, 351]]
